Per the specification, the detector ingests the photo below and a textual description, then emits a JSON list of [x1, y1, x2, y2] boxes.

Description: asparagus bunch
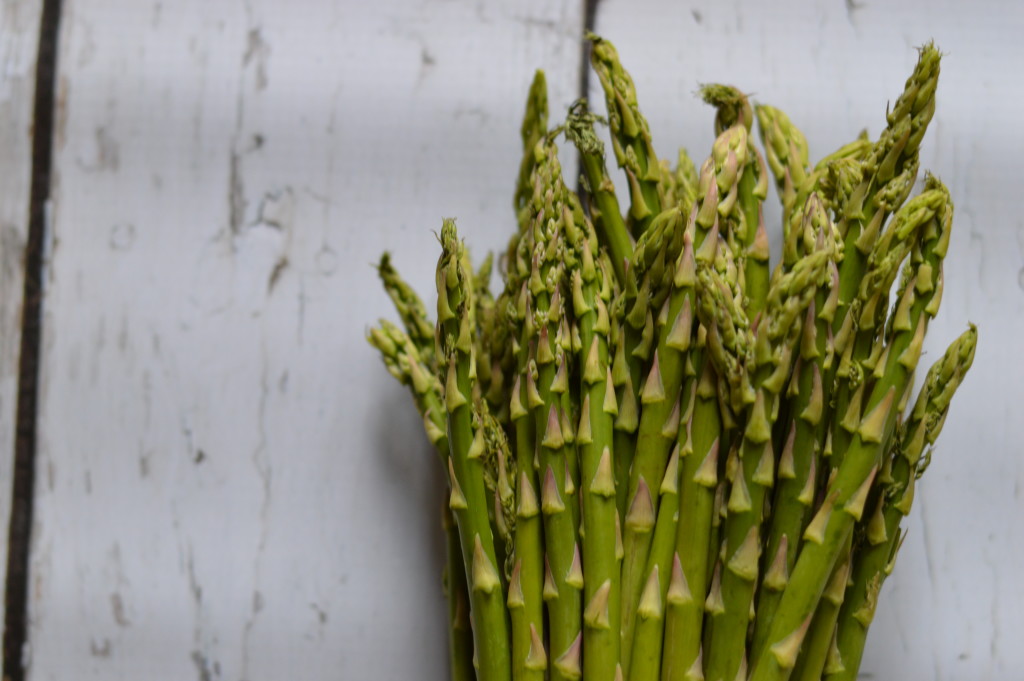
[[369, 36, 976, 681]]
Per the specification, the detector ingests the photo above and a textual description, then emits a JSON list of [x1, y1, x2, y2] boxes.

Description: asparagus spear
[[672, 148, 701, 216], [524, 138, 583, 681], [508, 295, 545, 681], [748, 179, 952, 681], [703, 199, 837, 681], [498, 118, 549, 681], [828, 184, 949, 470], [437, 220, 512, 681], [617, 207, 688, 671], [660, 353, 721, 681], [659, 132, 755, 677], [515, 70, 549, 231], [751, 196, 841, 658], [367, 321, 477, 681], [833, 44, 940, 336], [702, 85, 771, 317], [573, 239, 623, 681], [566, 101, 634, 283], [588, 34, 663, 236], [377, 254, 438, 372], [826, 325, 977, 680], [754, 104, 810, 247], [788, 534, 853, 681], [444, 503, 480, 681]]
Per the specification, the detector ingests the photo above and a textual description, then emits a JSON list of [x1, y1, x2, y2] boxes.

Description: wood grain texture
[[591, 1, 1024, 679], [0, 0, 43, 630], [26, 1, 582, 679]]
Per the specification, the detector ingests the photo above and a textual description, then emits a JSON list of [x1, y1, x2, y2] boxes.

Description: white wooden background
[[0, 0, 1017, 680]]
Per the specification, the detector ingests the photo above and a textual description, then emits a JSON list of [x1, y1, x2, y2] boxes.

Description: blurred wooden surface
[[0, 1, 1017, 680]]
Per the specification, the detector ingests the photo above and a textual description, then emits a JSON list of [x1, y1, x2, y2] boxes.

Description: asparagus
[[377, 254, 438, 371], [748, 179, 953, 681], [788, 534, 853, 681], [826, 325, 977, 680], [526, 137, 585, 681], [437, 220, 512, 681], [660, 146, 742, 681], [369, 37, 974, 681], [503, 218, 545, 680], [828, 185, 950, 470], [566, 101, 634, 283], [515, 70, 549, 231], [617, 207, 687, 671], [751, 196, 840, 658], [672, 148, 701, 216], [573, 238, 622, 681], [755, 104, 810, 229], [368, 311, 475, 681], [588, 34, 663, 235], [833, 44, 940, 336], [702, 85, 771, 317], [660, 356, 721, 681], [703, 198, 837, 681]]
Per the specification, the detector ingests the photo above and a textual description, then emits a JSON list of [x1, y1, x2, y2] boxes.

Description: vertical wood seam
[[575, 0, 601, 198], [3, 1, 64, 678]]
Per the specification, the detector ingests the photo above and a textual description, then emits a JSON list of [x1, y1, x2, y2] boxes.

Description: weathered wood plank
[[591, 1, 1024, 679], [0, 0, 43, 632], [27, 1, 582, 679]]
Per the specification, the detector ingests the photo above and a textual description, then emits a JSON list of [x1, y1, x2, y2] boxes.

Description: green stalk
[[501, 151, 547, 681], [508, 306, 544, 680], [608, 207, 679, 521], [703, 213, 835, 681], [661, 352, 720, 681], [631, 565, 666, 681], [702, 85, 770, 317], [566, 102, 634, 283], [752, 199, 841, 657], [509, 409, 544, 681], [628, 426, 684, 681], [748, 180, 951, 681], [827, 326, 976, 680], [526, 140, 582, 681], [829, 185, 951, 473], [755, 104, 810, 236], [573, 237, 623, 681], [376, 254, 438, 372], [444, 504, 480, 681], [620, 207, 699, 670], [674, 228, 758, 681], [611, 300, 641, 522], [515, 70, 549, 231], [833, 44, 940, 338], [789, 534, 852, 681], [368, 322, 476, 681], [437, 220, 511, 681], [588, 34, 663, 236]]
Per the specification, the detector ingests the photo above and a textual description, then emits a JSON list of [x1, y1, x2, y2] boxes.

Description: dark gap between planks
[[4, 0, 63, 678], [575, 0, 601, 198]]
